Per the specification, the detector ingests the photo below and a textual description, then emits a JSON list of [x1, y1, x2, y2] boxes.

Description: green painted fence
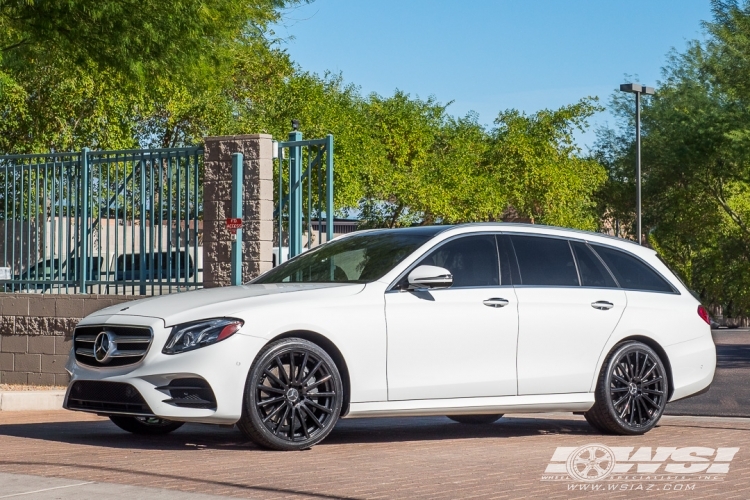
[[0, 147, 203, 295]]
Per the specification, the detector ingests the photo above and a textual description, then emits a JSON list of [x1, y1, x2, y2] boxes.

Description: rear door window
[[510, 235, 579, 286], [571, 241, 618, 288], [590, 244, 675, 293]]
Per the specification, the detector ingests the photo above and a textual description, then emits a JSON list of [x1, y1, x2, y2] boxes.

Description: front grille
[[67, 381, 153, 415], [74, 325, 153, 367]]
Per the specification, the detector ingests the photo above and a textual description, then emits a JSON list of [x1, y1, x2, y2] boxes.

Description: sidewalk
[[0, 471, 240, 499]]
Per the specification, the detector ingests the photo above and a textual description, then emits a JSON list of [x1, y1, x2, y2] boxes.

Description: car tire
[[237, 338, 344, 451], [582, 410, 611, 434], [109, 416, 184, 435], [447, 414, 503, 424], [584, 341, 669, 435]]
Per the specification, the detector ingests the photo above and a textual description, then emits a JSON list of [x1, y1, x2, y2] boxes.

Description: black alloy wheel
[[238, 338, 343, 451], [109, 415, 184, 435], [447, 414, 503, 424], [585, 341, 669, 435]]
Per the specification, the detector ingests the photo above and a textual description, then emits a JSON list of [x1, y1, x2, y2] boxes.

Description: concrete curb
[[0, 390, 65, 411]]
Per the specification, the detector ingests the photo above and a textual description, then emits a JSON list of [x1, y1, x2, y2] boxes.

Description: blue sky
[[273, 0, 713, 149]]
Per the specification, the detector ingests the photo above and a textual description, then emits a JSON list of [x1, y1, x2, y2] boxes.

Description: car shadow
[[0, 415, 597, 452], [323, 415, 595, 445], [717, 344, 750, 369]]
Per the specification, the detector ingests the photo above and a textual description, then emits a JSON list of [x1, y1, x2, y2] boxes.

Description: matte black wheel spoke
[[262, 401, 287, 423], [288, 351, 296, 382], [641, 363, 658, 380], [296, 352, 309, 383], [263, 370, 285, 389], [635, 353, 640, 380], [619, 398, 630, 419], [610, 386, 629, 393], [275, 405, 290, 435], [641, 376, 663, 386], [612, 374, 629, 385], [639, 397, 652, 420], [298, 408, 311, 438], [300, 403, 323, 428], [305, 398, 333, 414], [640, 395, 657, 410], [642, 388, 664, 395], [305, 374, 332, 390], [639, 354, 650, 378], [301, 360, 323, 385], [275, 356, 290, 384], [636, 397, 644, 423], [613, 393, 630, 408], [288, 406, 297, 440], [306, 391, 335, 398], [257, 396, 285, 407], [257, 384, 285, 394]]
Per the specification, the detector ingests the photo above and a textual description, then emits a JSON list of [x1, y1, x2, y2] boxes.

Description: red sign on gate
[[226, 218, 242, 233]]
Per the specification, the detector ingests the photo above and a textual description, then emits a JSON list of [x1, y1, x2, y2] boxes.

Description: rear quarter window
[[590, 244, 675, 293]]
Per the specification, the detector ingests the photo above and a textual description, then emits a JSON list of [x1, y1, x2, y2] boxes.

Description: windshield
[[254, 226, 449, 284]]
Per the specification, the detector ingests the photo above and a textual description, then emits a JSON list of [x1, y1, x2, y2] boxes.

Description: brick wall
[[0, 294, 138, 386]]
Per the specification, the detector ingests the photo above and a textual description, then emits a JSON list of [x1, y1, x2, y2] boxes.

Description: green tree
[[595, 0, 750, 316], [487, 99, 606, 230], [0, 1, 305, 152]]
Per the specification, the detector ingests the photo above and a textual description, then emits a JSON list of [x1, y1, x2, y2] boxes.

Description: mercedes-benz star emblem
[[94, 331, 117, 364]]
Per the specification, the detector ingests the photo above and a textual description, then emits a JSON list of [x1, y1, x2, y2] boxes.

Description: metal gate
[[275, 132, 334, 263], [0, 147, 203, 294]]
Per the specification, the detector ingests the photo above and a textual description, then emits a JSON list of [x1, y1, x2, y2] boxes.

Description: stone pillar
[[203, 134, 274, 287]]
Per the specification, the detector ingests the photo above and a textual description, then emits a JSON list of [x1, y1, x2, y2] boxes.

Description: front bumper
[[64, 314, 267, 424]]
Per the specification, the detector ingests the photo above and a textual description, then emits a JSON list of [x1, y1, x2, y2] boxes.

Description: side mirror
[[407, 265, 453, 290]]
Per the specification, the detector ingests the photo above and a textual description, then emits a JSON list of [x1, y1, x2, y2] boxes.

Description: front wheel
[[237, 338, 344, 451], [447, 414, 503, 424], [109, 416, 184, 435], [584, 341, 669, 435]]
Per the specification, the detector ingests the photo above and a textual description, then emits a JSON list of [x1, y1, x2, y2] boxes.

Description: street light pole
[[619, 83, 654, 245]]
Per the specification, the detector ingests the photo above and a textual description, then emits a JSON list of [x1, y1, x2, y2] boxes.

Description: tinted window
[[591, 245, 674, 293], [511, 235, 579, 286], [420, 235, 499, 287], [255, 227, 445, 283], [571, 242, 618, 288]]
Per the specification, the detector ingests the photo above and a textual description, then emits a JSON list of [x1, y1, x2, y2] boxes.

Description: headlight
[[163, 318, 244, 355]]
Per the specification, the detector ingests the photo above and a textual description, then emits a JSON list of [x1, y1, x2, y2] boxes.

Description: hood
[[89, 283, 364, 326]]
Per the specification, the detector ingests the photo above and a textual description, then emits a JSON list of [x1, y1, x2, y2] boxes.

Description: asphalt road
[[666, 329, 750, 417]]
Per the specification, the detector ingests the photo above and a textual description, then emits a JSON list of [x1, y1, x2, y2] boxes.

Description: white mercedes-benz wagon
[[64, 224, 716, 450]]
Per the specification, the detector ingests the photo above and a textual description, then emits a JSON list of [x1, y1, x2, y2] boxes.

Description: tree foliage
[[0, 1, 606, 239], [595, 0, 750, 316]]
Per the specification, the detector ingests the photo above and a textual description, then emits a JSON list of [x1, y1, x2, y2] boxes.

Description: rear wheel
[[237, 338, 344, 451], [585, 341, 668, 435], [109, 416, 184, 435], [447, 414, 503, 424]]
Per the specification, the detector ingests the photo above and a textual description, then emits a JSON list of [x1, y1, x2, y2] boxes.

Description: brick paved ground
[[0, 411, 748, 499]]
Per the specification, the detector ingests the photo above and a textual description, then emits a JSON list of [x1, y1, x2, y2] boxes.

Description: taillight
[[697, 305, 710, 325]]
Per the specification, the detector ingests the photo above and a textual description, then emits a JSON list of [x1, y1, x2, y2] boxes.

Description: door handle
[[483, 298, 510, 308], [591, 300, 614, 310]]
